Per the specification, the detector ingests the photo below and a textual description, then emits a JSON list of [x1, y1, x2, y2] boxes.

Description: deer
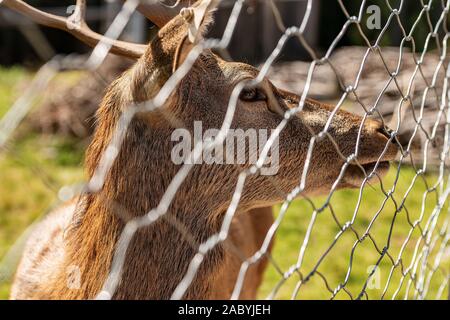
[[5, 0, 399, 300]]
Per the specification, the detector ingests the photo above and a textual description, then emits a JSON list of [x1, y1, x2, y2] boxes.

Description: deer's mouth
[[340, 126, 398, 187], [343, 160, 391, 187], [361, 160, 390, 176]]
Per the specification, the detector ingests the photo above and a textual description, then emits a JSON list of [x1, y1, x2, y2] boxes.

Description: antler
[[1, 0, 203, 59], [1, 0, 148, 59], [135, 0, 193, 28]]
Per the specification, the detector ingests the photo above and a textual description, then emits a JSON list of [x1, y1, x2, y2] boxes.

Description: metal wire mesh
[[0, 0, 449, 300]]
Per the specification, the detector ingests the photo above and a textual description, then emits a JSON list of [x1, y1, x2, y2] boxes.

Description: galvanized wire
[[0, 0, 449, 300]]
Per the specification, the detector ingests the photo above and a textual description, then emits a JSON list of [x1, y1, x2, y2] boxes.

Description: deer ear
[[183, 0, 218, 44], [129, 0, 218, 103], [172, 0, 218, 72]]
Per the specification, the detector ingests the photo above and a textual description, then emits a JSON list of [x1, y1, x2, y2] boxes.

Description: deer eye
[[239, 88, 267, 102]]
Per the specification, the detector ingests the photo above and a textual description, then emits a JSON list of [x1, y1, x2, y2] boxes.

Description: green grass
[[259, 166, 449, 299], [0, 67, 448, 300], [0, 136, 85, 298], [0, 66, 32, 118]]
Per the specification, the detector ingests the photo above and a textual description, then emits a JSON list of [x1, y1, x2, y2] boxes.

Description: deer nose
[[365, 119, 395, 142], [376, 125, 394, 140], [367, 119, 399, 160]]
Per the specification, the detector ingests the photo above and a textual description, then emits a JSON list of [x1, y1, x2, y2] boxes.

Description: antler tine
[[135, 0, 194, 28], [1, 0, 146, 59], [68, 0, 87, 28]]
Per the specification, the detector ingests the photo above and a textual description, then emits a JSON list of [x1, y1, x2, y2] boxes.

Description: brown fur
[[10, 11, 398, 300]]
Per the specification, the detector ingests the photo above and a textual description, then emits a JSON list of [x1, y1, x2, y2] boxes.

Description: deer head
[[3, 0, 398, 209], [5, 0, 399, 299], [87, 0, 398, 208]]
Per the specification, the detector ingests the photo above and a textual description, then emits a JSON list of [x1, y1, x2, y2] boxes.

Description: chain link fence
[[0, 0, 449, 300]]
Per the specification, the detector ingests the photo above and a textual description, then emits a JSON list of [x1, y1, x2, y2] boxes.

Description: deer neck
[[49, 92, 228, 299], [58, 191, 226, 300]]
